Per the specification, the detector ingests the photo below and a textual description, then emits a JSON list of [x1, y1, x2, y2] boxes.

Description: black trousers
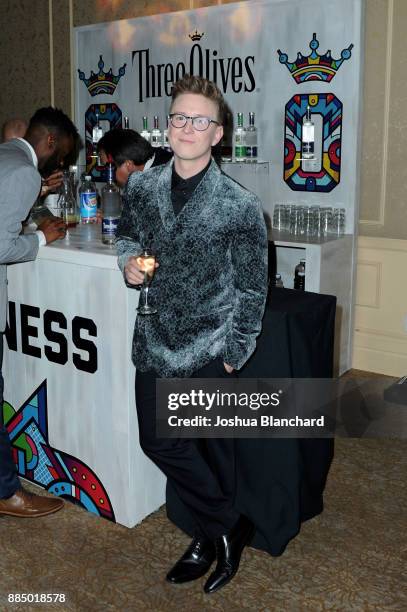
[[135, 357, 240, 539], [0, 333, 20, 499]]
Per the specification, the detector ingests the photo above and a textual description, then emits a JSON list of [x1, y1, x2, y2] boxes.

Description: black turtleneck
[[171, 159, 211, 216]]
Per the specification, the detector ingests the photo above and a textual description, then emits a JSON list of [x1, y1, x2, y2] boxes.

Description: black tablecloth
[[166, 288, 336, 556]]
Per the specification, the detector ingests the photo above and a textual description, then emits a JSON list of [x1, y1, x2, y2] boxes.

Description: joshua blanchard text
[[168, 415, 325, 427]]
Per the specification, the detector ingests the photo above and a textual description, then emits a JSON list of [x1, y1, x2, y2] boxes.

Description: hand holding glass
[[136, 249, 157, 315]]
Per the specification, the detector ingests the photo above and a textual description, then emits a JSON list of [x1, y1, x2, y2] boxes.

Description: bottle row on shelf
[[136, 111, 260, 163], [223, 106, 314, 164], [90, 111, 261, 163], [230, 112, 258, 163], [138, 115, 171, 150], [91, 112, 171, 162]]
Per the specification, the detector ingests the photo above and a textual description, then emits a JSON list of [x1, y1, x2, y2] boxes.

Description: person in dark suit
[[116, 76, 268, 594], [97, 128, 172, 186], [0, 107, 77, 518]]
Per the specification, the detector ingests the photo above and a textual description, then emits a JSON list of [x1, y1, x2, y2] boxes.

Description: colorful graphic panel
[[284, 93, 342, 193], [78, 55, 126, 96], [85, 103, 122, 181], [277, 33, 353, 83], [3, 381, 115, 522]]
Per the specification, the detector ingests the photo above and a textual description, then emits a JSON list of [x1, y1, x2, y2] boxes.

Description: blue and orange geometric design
[[78, 55, 126, 96], [278, 33, 353, 83], [284, 93, 342, 192], [3, 381, 115, 522], [85, 103, 123, 181]]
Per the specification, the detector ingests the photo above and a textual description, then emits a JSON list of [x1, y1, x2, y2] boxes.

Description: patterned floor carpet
[[1, 375, 406, 611]]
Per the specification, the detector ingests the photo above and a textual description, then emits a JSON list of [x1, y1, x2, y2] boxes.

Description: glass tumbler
[[303, 207, 314, 237], [321, 207, 333, 236], [283, 204, 291, 231], [290, 206, 304, 236], [58, 170, 78, 228], [332, 208, 346, 236], [312, 206, 322, 237], [273, 204, 285, 231]]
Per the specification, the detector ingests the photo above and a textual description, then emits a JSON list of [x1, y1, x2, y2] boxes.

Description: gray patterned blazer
[[116, 159, 268, 377], [0, 139, 41, 332]]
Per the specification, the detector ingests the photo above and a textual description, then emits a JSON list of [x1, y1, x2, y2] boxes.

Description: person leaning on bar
[[0, 107, 77, 518], [1, 117, 65, 196], [97, 127, 172, 186], [115, 75, 268, 594]]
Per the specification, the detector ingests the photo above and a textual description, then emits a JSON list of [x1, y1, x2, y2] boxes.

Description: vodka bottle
[[234, 112, 246, 161], [163, 115, 171, 150], [123, 116, 130, 129], [302, 106, 314, 160], [92, 112, 103, 145], [275, 273, 284, 288], [151, 116, 162, 148], [140, 116, 151, 143], [294, 260, 306, 290], [92, 112, 103, 165], [297, 271, 305, 291], [245, 112, 258, 162], [101, 164, 122, 245], [79, 175, 98, 224]]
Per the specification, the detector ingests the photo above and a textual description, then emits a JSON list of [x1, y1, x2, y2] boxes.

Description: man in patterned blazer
[[116, 75, 268, 594], [0, 107, 77, 519]]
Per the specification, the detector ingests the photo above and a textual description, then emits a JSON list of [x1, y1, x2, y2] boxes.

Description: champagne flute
[[136, 248, 157, 315]]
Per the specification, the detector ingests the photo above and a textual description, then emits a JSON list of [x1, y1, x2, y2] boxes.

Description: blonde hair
[[171, 74, 225, 124]]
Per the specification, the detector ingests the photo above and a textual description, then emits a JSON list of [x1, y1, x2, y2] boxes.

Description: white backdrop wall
[[76, 0, 364, 227]]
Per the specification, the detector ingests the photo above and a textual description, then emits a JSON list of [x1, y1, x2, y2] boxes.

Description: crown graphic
[[78, 55, 127, 96], [189, 29, 204, 41], [277, 33, 353, 83]]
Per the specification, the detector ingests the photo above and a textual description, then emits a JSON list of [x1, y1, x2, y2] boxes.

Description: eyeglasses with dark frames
[[169, 113, 221, 131]]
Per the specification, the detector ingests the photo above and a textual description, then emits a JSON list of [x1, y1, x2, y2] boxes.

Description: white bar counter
[[3, 223, 353, 525], [3, 224, 165, 527]]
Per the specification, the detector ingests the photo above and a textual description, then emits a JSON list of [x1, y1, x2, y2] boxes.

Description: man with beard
[[0, 106, 77, 518]]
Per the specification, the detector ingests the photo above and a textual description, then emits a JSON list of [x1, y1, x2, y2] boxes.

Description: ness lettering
[[6, 301, 98, 374], [132, 44, 256, 103]]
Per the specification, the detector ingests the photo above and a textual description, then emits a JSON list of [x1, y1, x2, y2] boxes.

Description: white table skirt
[[3, 224, 165, 527]]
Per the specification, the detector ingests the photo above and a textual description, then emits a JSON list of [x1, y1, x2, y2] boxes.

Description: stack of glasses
[[272, 204, 346, 237]]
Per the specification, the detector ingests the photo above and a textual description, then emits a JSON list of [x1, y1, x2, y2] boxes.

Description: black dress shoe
[[204, 515, 255, 594], [166, 536, 216, 584]]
